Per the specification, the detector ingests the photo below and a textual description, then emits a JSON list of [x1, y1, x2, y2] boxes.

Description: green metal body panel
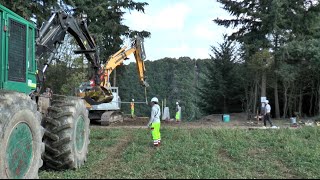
[[0, 4, 37, 94]]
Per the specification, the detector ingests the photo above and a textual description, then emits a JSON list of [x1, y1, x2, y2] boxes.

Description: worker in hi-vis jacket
[[175, 102, 181, 123], [130, 99, 135, 118], [147, 97, 161, 147]]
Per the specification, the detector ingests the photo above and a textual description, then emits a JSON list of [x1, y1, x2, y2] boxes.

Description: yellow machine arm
[[101, 36, 149, 89], [80, 36, 148, 105]]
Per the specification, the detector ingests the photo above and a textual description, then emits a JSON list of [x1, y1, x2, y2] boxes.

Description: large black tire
[[0, 90, 44, 179], [42, 95, 90, 170]]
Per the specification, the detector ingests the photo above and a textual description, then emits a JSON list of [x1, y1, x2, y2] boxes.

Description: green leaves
[[198, 39, 243, 114], [214, 0, 320, 117], [248, 49, 273, 71], [1, 0, 150, 63], [0, 0, 56, 23], [62, 0, 150, 60], [117, 57, 203, 121]]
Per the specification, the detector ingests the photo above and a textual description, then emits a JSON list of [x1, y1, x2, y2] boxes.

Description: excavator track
[[97, 111, 124, 126]]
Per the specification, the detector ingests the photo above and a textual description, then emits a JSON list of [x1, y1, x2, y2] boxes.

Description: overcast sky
[[122, 0, 234, 63]]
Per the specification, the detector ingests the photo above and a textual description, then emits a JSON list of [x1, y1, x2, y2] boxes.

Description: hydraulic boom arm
[[79, 36, 149, 105], [100, 36, 149, 89], [35, 9, 112, 105]]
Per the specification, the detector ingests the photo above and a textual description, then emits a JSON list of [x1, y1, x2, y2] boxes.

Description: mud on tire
[[0, 90, 44, 179], [42, 95, 90, 170]]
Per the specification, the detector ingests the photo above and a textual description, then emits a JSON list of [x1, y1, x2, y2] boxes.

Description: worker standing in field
[[263, 100, 275, 128], [131, 99, 135, 118], [175, 102, 181, 123], [147, 97, 161, 147]]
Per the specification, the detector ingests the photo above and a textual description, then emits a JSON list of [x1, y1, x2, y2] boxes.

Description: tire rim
[[6, 123, 33, 179], [75, 115, 85, 152]]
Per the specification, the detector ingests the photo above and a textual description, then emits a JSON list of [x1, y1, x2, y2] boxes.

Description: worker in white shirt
[[264, 100, 274, 127], [147, 97, 161, 147]]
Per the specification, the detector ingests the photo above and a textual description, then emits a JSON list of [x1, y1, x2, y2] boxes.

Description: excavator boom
[[78, 35, 148, 106], [77, 36, 149, 126], [100, 36, 149, 90], [133, 36, 148, 87], [35, 9, 113, 105]]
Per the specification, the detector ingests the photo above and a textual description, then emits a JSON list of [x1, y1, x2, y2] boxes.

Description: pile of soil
[[118, 116, 150, 126]]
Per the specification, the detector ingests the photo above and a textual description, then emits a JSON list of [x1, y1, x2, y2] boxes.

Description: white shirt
[[147, 104, 161, 126], [176, 105, 181, 114], [266, 104, 271, 113]]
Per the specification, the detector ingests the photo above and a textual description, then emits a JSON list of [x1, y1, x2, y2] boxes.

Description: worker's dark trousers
[[264, 113, 273, 127]]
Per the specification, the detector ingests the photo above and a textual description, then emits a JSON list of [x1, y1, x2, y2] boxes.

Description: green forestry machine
[[0, 4, 112, 179]]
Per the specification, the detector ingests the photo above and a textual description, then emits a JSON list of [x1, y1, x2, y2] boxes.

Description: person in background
[[44, 87, 53, 100], [175, 102, 181, 123], [147, 97, 161, 147], [264, 100, 276, 128], [130, 99, 135, 118]]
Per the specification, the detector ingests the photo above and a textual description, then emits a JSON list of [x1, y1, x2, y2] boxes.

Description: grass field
[[39, 126, 320, 179]]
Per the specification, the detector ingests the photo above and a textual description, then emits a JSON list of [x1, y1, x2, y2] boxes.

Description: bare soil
[[90, 112, 312, 129]]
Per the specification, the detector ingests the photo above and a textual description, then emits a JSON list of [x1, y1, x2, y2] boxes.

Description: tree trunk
[[261, 71, 266, 97], [248, 80, 255, 120], [309, 88, 314, 116], [273, 34, 280, 119], [318, 80, 320, 115], [288, 84, 295, 117], [245, 86, 250, 119], [294, 86, 298, 112], [253, 81, 258, 117], [274, 77, 280, 118], [299, 88, 303, 117], [223, 96, 227, 113], [283, 86, 288, 118], [316, 82, 319, 115]]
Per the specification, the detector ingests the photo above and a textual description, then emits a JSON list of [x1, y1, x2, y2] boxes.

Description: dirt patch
[[247, 148, 270, 162], [118, 113, 254, 128], [199, 113, 248, 122], [248, 148, 268, 156], [274, 160, 298, 179], [119, 116, 150, 126], [90, 112, 303, 130], [218, 148, 235, 162], [91, 131, 133, 178]]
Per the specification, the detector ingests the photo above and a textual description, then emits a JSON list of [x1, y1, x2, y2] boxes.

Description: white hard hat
[[176, 102, 179, 105], [132, 99, 134, 102], [265, 100, 269, 103], [151, 97, 158, 103]]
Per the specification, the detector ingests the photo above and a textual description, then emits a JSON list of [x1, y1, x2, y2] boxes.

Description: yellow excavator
[[78, 36, 149, 125]]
